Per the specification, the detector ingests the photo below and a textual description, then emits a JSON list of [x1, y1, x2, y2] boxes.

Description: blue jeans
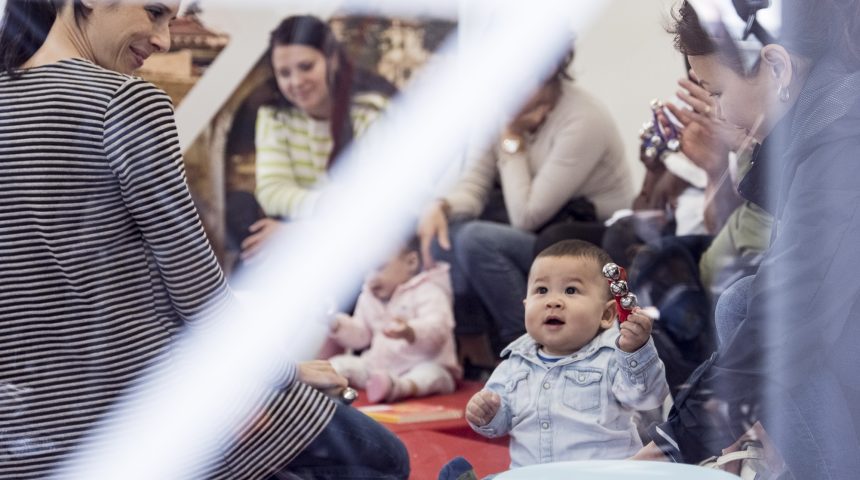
[[714, 275, 754, 347], [454, 221, 535, 344], [709, 275, 860, 478], [276, 403, 409, 479]]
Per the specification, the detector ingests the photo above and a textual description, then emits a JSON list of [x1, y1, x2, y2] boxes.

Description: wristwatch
[[500, 136, 523, 154]]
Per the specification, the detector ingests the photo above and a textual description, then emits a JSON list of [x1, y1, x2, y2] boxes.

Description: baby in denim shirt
[[466, 240, 669, 469]]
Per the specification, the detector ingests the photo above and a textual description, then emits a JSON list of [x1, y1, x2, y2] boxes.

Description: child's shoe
[[366, 370, 393, 403], [438, 456, 478, 480]]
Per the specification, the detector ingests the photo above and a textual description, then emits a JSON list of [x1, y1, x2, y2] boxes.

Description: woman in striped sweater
[[0, 1, 407, 479], [241, 15, 395, 259]]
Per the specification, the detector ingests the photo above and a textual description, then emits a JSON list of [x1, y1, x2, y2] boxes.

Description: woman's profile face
[[83, 1, 178, 74], [687, 54, 777, 141], [271, 44, 332, 119]]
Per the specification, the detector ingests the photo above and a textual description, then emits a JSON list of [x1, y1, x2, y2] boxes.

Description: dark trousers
[[274, 403, 410, 479]]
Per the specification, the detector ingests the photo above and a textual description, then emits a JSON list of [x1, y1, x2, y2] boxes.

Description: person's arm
[[666, 78, 745, 234], [611, 336, 670, 411], [103, 80, 302, 389], [394, 281, 454, 354], [498, 102, 612, 230], [330, 293, 374, 351], [467, 360, 515, 438], [104, 78, 230, 324], [443, 147, 497, 221], [254, 107, 324, 219]]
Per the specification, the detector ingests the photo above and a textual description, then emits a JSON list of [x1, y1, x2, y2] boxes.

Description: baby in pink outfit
[[328, 236, 462, 403]]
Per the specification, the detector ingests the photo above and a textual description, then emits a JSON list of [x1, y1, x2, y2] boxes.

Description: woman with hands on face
[[633, 2, 860, 478]]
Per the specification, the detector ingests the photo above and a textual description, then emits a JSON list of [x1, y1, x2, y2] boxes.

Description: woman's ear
[[600, 299, 617, 329], [761, 44, 794, 87]]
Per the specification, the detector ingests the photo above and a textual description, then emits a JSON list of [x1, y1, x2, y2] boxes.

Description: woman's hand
[[417, 200, 450, 268], [665, 75, 745, 178], [240, 218, 284, 261], [298, 360, 348, 395]]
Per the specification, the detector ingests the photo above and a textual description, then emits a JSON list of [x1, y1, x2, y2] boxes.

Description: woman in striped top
[[0, 1, 407, 479], [241, 15, 394, 258]]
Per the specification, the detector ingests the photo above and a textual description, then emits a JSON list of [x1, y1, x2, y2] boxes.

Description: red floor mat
[[353, 381, 510, 479]]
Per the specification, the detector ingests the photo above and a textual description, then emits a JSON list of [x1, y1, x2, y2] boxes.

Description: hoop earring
[[778, 85, 790, 102]]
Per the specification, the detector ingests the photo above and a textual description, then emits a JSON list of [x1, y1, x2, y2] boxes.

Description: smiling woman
[[0, 1, 407, 479]]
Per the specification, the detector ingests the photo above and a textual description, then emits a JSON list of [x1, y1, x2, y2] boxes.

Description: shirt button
[[578, 374, 585, 381], [542, 422, 549, 429], [629, 360, 638, 368], [543, 382, 551, 389]]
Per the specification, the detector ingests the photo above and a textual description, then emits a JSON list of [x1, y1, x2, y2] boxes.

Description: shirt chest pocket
[[505, 370, 531, 413], [562, 368, 603, 411]]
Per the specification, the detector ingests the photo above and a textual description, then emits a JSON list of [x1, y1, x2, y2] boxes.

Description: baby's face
[[523, 256, 615, 356], [367, 250, 419, 302]]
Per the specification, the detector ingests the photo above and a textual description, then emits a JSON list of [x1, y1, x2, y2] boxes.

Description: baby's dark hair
[[536, 239, 612, 265], [535, 240, 614, 298], [400, 234, 423, 271]]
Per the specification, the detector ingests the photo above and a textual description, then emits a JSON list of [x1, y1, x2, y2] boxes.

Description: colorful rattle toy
[[602, 262, 637, 324], [639, 99, 681, 166]]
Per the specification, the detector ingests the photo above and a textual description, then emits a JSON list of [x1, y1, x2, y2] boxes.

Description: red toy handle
[[602, 263, 637, 324]]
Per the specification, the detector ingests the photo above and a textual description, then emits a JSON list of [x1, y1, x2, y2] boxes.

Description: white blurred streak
[[61, 0, 607, 479]]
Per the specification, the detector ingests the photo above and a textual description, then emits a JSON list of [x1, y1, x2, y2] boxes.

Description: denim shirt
[[469, 327, 669, 469]]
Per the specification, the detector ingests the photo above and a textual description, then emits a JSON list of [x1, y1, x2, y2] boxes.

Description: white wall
[[574, 0, 685, 187]]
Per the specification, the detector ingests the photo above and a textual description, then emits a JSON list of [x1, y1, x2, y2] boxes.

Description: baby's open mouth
[[544, 316, 564, 325]]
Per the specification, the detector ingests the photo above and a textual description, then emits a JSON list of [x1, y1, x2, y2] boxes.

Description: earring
[[778, 84, 790, 102]]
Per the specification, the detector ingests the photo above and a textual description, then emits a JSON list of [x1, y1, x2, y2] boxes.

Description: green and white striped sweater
[[254, 92, 388, 219]]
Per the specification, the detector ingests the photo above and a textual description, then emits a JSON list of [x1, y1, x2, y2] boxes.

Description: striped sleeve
[[103, 78, 230, 323], [103, 80, 335, 478], [254, 106, 323, 219]]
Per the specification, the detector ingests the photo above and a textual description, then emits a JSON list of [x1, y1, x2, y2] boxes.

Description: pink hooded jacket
[[330, 263, 462, 379]]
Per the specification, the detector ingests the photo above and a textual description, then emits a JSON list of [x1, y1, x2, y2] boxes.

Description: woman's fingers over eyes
[[676, 89, 712, 116], [679, 77, 712, 102]]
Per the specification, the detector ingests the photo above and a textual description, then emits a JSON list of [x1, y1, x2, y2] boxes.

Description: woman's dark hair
[[265, 15, 396, 168], [546, 45, 575, 85], [671, 0, 860, 75], [0, 0, 90, 76]]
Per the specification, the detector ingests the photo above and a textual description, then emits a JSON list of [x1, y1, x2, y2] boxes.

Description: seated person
[[238, 15, 395, 261], [328, 236, 462, 403], [418, 45, 632, 354], [465, 240, 669, 469]]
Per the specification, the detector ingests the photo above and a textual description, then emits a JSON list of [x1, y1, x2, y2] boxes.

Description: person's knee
[[454, 221, 500, 265], [389, 435, 410, 479]]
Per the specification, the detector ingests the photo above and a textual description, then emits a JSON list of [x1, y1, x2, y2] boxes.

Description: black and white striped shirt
[[0, 58, 334, 479]]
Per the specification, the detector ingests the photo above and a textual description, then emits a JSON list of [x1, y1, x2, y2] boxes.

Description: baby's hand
[[618, 307, 653, 353], [466, 389, 501, 427], [382, 317, 415, 343], [330, 313, 350, 333]]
